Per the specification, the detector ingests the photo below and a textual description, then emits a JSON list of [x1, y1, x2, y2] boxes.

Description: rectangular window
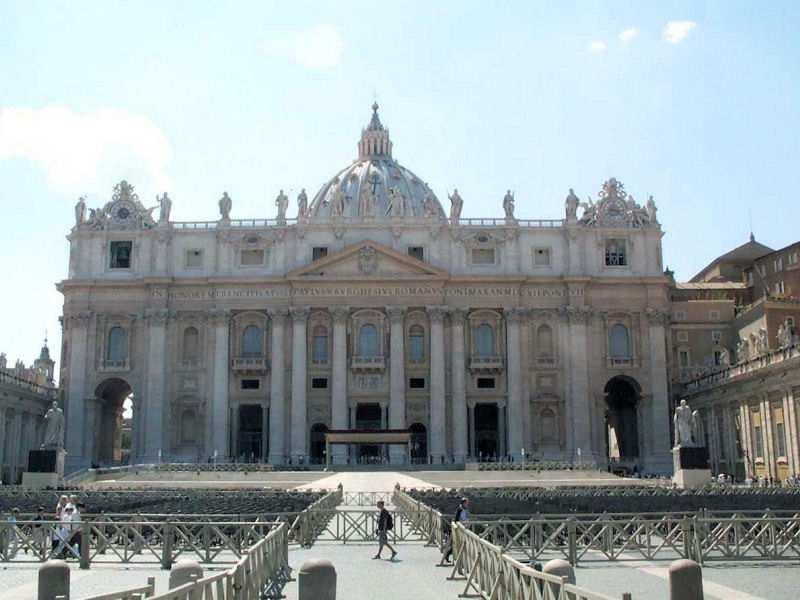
[[109, 241, 133, 269], [407, 246, 425, 261], [471, 248, 496, 265], [713, 350, 723, 366], [674, 310, 687, 321], [476, 377, 496, 389], [709, 310, 720, 321], [185, 249, 203, 269], [754, 424, 764, 459], [679, 350, 690, 368], [677, 331, 689, 342], [774, 258, 783, 271], [533, 247, 551, 267], [604, 239, 627, 266], [408, 377, 426, 389], [789, 252, 798, 265], [712, 331, 722, 343], [312, 246, 328, 261], [747, 271, 754, 285], [241, 379, 260, 390], [776, 422, 787, 457], [240, 249, 265, 266], [311, 377, 328, 389]]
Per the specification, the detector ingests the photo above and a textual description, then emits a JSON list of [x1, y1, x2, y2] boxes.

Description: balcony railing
[[231, 356, 269, 371], [535, 355, 557, 367], [178, 358, 201, 370], [608, 356, 634, 368], [0, 371, 57, 398], [99, 358, 130, 372], [350, 355, 386, 371], [469, 355, 504, 372], [169, 216, 565, 230]]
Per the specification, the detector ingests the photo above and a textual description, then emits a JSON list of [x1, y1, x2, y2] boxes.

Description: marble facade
[[58, 106, 673, 474]]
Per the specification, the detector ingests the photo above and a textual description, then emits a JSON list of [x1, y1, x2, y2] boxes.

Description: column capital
[[330, 306, 350, 324], [386, 306, 407, 323], [645, 307, 670, 326], [503, 307, 530, 324], [65, 311, 93, 329], [449, 307, 469, 323], [144, 308, 171, 325], [267, 307, 290, 320], [290, 306, 311, 323], [561, 305, 592, 325], [530, 308, 559, 321], [208, 308, 230, 326], [426, 305, 448, 323]]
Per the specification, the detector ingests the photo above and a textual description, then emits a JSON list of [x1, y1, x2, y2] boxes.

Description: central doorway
[[238, 405, 263, 462], [604, 376, 640, 473], [474, 403, 499, 460], [94, 378, 134, 466], [355, 403, 382, 463]]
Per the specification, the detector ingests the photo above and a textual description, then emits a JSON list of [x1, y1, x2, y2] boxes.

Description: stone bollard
[[38, 560, 70, 600], [298, 558, 336, 600], [542, 558, 575, 597], [169, 559, 204, 589], [669, 559, 704, 600]]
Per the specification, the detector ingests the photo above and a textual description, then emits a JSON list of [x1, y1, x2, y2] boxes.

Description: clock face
[[117, 207, 131, 220]]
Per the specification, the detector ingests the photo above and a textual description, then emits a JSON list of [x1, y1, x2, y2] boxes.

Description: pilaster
[[387, 306, 407, 465], [330, 306, 349, 464], [504, 308, 528, 460], [143, 308, 169, 462], [427, 306, 448, 462], [209, 308, 230, 460], [450, 308, 468, 462], [267, 308, 288, 464], [645, 308, 673, 473], [65, 310, 92, 472], [290, 307, 310, 461]]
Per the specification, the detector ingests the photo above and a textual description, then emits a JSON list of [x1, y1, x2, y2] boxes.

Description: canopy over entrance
[[324, 429, 412, 466]]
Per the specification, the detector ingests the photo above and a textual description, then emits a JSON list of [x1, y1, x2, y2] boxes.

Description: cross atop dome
[[359, 102, 392, 160]]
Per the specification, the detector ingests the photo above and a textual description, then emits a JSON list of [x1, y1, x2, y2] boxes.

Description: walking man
[[444, 497, 469, 563], [373, 501, 397, 560]]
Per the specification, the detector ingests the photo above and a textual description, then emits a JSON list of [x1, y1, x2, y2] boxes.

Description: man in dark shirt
[[373, 501, 397, 560]]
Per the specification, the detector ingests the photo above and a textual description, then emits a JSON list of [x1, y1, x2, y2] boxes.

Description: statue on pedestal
[[218, 192, 232, 221], [503, 190, 515, 220], [74, 197, 87, 227], [448, 188, 463, 223], [297, 188, 308, 218], [565, 188, 579, 220], [157, 192, 172, 224], [673, 399, 695, 447], [275, 189, 289, 221], [41, 401, 65, 450]]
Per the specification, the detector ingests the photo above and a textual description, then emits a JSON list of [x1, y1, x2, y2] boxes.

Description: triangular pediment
[[287, 240, 448, 280]]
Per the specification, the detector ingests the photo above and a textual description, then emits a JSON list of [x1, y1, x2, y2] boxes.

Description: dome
[[308, 104, 446, 220]]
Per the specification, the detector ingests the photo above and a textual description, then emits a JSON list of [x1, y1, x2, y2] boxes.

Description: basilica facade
[[58, 105, 673, 474]]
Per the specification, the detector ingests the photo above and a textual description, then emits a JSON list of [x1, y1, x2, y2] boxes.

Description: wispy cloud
[[619, 28, 639, 43], [0, 106, 171, 194], [588, 41, 608, 53], [263, 24, 344, 70], [663, 21, 697, 44]]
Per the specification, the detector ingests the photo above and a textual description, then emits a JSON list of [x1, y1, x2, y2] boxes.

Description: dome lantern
[[358, 102, 393, 160]]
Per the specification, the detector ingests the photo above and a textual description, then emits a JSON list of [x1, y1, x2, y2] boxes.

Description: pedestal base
[[22, 472, 61, 489], [28, 448, 66, 476], [673, 468, 712, 489]]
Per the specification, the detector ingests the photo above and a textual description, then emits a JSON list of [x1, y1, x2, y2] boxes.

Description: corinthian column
[[290, 307, 310, 462], [450, 308, 468, 462], [144, 308, 169, 462], [505, 308, 527, 460], [427, 306, 448, 463], [565, 306, 593, 463], [331, 307, 349, 464], [209, 309, 230, 460], [646, 308, 672, 473], [268, 308, 288, 464], [387, 306, 407, 465], [65, 311, 92, 471]]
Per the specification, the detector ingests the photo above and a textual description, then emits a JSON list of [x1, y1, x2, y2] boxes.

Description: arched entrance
[[475, 403, 499, 460], [93, 378, 134, 466], [237, 405, 263, 461], [310, 423, 328, 464], [604, 376, 640, 472], [409, 423, 427, 464]]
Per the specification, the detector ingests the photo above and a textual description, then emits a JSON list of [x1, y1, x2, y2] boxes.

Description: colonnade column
[[144, 309, 168, 462], [290, 307, 310, 462], [450, 308, 468, 463], [565, 306, 592, 464], [504, 308, 526, 460], [0, 406, 6, 475], [331, 307, 349, 464], [210, 309, 230, 460], [427, 306, 447, 463], [784, 388, 799, 476], [387, 306, 406, 465], [268, 308, 288, 464], [646, 309, 672, 473], [65, 311, 92, 471]]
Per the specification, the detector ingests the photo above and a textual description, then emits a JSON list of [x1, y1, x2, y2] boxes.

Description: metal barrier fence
[[342, 491, 393, 506], [449, 523, 620, 600], [289, 488, 342, 546], [311, 509, 427, 543], [151, 521, 289, 600], [393, 489, 448, 551]]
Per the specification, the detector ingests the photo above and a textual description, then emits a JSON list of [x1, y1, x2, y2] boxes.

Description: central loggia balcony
[[99, 358, 130, 372], [350, 355, 386, 372], [231, 356, 269, 372], [469, 355, 505, 373]]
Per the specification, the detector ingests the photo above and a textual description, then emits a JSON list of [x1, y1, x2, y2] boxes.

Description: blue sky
[[1, 1, 798, 372]]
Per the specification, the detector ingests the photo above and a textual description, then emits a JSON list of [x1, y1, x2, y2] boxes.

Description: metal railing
[[147, 521, 289, 600], [449, 523, 620, 600], [342, 491, 394, 506], [393, 490, 448, 551], [289, 488, 342, 546]]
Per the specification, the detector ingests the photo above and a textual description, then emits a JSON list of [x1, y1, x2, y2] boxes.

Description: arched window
[[107, 327, 128, 361], [409, 325, 425, 362], [359, 324, 378, 357], [537, 324, 553, 356], [183, 327, 199, 361], [312, 325, 328, 363], [540, 408, 557, 443], [181, 409, 198, 444], [241, 325, 263, 357], [609, 324, 631, 358], [475, 324, 495, 357]]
